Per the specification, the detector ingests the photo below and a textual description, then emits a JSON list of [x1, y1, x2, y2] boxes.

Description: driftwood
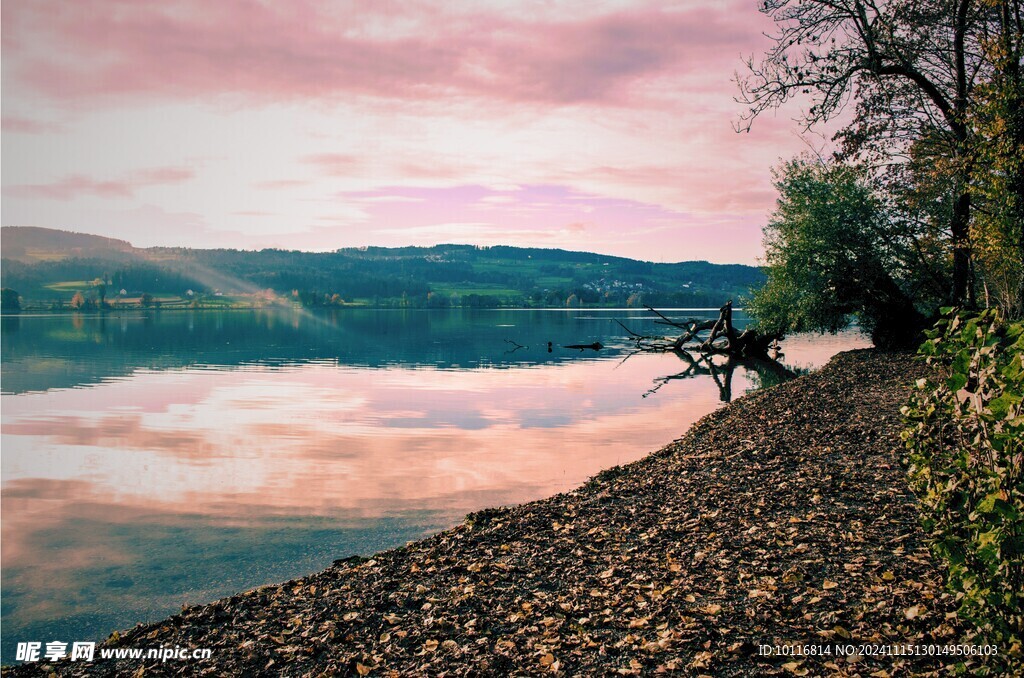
[[697, 300, 780, 357], [503, 339, 527, 354], [564, 342, 604, 351], [616, 299, 797, 398], [623, 301, 780, 359]]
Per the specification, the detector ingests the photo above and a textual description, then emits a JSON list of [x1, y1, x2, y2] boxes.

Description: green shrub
[[902, 309, 1023, 670]]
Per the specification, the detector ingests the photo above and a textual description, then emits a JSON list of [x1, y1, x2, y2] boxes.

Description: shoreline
[[0, 306, 748, 317], [6, 349, 976, 676]]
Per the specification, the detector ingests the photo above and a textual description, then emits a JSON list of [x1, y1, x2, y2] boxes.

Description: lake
[[0, 308, 869, 662]]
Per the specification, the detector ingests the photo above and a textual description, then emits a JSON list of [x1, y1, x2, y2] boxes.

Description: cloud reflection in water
[[0, 322, 869, 659]]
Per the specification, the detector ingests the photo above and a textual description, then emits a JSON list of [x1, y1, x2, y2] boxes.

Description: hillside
[[0, 227, 765, 309], [0, 227, 135, 263]]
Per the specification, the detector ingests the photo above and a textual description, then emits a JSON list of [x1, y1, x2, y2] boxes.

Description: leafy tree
[[425, 291, 449, 308], [1, 288, 21, 311], [739, 0, 1007, 308], [93, 279, 107, 306], [742, 0, 1024, 343], [750, 158, 931, 347], [903, 310, 1023, 664], [70, 291, 86, 310], [461, 294, 500, 308], [970, 0, 1024, 317]]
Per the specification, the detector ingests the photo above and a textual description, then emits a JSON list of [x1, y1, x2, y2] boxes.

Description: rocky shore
[[8, 350, 979, 676]]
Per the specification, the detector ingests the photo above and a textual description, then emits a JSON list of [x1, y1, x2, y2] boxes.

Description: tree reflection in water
[[641, 349, 806, 402]]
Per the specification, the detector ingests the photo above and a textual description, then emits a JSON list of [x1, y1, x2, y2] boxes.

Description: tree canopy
[[1, 288, 20, 312], [741, 0, 1024, 341], [750, 158, 933, 347]]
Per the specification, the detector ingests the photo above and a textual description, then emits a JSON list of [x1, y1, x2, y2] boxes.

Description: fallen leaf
[[782, 661, 809, 675]]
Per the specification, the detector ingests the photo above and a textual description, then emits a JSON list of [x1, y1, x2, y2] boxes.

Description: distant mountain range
[[0, 226, 764, 308]]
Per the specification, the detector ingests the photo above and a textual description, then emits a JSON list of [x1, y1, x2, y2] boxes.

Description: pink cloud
[[7, 176, 133, 200], [253, 179, 310, 190], [471, 4, 758, 105], [3, 0, 764, 107], [300, 153, 365, 176], [321, 183, 764, 263], [134, 166, 193, 183], [1, 116, 62, 134], [580, 164, 776, 213], [6, 166, 194, 200]]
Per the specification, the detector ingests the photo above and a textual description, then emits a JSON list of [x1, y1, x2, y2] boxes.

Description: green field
[[44, 280, 94, 291], [429, 284, 525, 299]]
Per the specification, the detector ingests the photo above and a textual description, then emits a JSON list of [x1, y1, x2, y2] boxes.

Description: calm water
[[0, 308, 869, 661]]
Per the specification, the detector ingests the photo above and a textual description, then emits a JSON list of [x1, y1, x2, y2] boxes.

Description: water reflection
[[642, 351, 801, 401], [0, 309, 870, 661], [2, 308, 631, 394]]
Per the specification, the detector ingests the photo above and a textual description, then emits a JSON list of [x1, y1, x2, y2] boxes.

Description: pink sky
[[1, 0, 824, 264]]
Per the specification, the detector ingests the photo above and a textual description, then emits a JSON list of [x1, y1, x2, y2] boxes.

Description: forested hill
[[0, 227, 764, 308]]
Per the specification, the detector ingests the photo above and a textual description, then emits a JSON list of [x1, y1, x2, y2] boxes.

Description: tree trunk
[[951, 189, 973, 308], [697, 300, 778, 359], [864, 268, 928, 349]]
